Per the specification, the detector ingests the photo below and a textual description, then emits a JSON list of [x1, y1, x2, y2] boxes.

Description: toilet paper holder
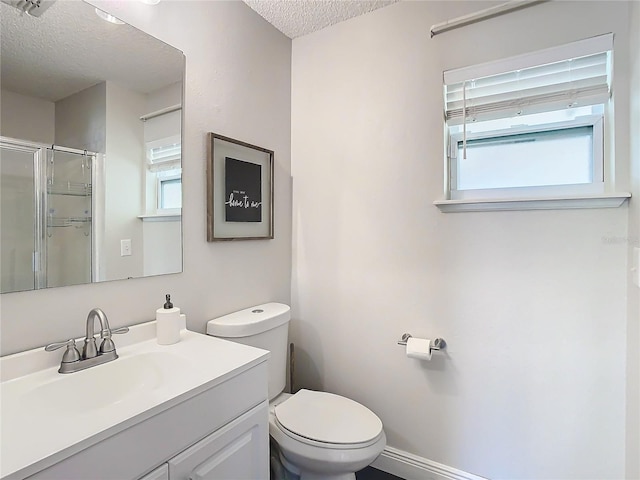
[[397, 333, 446, 352]]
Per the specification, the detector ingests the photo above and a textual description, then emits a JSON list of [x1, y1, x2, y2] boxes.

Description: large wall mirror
[[0, 0, 184, 293]]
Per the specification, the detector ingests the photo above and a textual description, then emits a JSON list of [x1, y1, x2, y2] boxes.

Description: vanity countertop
[[0, 322, 269, 479]]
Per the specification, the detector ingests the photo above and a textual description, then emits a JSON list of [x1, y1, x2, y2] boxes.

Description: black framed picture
[[207, 133, 274, 241]]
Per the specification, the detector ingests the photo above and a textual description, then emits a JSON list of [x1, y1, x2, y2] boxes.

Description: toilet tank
[[206, 303, 290, 400]]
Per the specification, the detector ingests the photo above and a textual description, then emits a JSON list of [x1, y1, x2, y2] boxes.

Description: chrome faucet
[[45, 308, 129, 374], [84, 307, 114, 358]]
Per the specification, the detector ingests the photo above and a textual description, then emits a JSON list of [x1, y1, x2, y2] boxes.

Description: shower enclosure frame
[[0, 135, 101, 291]]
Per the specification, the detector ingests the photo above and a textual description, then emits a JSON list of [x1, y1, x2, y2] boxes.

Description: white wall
[[146, 82, 182, 115], [0, 90, 55, 144], [0, 1, 292, 358], [103, 81, 145, 281], [291, 2, 631, 479], [626, 2, 640, 478], [143, 219, 181, 276], [55, 82, 106, 153]]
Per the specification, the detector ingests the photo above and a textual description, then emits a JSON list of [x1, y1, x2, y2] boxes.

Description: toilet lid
[[274, 389, 383, 445]]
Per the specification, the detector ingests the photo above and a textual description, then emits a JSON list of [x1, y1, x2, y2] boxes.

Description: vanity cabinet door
[[168, 401, 268, 480], [138, 464, 169, 480]]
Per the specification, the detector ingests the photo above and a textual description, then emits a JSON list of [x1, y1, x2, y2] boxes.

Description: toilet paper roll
[[406, 337, 432, 361]]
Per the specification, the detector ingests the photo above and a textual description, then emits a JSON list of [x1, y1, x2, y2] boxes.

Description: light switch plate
[[121, 239, 132, 257]]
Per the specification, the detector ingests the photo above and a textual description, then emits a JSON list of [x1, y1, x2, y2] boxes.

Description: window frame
[[143, 135, 182, 217], [435, 33, 630, 212], [156, 173, 182, 213], [447, 114, 604, 201]]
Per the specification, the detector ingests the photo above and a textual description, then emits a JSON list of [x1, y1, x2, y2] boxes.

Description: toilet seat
[[274, 389, 383, 449]]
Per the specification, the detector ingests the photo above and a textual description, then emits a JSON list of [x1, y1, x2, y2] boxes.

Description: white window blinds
[[444, 33, 613, 125], [146, 135, 181, 172]]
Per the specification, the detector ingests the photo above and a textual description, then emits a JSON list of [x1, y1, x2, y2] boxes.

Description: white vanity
[[0, 322, 270, 480]]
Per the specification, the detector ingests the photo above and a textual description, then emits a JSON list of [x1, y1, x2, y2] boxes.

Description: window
[[145, 135, 181, 214], [158, 174, 182, 209], [437, 33, 629, 211], [449, 109, 604, 197]]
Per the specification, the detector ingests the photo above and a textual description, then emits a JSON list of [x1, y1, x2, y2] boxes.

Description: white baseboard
[[371, 446, 489, 480]]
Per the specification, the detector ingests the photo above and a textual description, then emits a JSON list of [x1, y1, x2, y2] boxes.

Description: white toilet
[[207, 303, 386, 480]]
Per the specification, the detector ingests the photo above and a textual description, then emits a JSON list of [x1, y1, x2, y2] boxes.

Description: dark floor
[[356, 466, 404, 480]]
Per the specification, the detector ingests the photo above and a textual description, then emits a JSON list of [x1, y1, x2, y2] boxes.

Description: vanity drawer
[[168, 401, 268, 480]]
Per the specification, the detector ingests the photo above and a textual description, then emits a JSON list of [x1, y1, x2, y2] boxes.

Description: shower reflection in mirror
[[0, 139, 97, 292]]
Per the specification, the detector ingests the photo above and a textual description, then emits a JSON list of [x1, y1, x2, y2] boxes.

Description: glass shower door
[[45, 148, 93, 288], [0, 143, 41, 293]]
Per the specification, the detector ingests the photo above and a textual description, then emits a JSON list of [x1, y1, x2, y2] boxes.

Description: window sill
[[138, 213, 182, 222], [434, 192, 631, 213]]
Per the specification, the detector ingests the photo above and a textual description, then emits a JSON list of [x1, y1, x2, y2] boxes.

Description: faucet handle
[[45, 339, 74, 351], [99, 326, 129, 354], [45, 339, 81, 364], [110, 326, 129, 335]]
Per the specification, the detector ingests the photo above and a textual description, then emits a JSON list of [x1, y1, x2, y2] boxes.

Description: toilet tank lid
[[206, 303, 290, 337]]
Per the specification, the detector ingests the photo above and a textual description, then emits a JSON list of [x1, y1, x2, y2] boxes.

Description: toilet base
[[300, 472, 355, 480], [279, 450, 355, 480], [270, 419, 386, 480]]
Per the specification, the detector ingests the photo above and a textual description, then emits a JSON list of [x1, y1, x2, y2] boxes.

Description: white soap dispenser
[[156, 294, 181, 345]]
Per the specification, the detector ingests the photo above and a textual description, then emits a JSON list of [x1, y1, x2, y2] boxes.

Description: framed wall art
[[207, 133, 274, 241]]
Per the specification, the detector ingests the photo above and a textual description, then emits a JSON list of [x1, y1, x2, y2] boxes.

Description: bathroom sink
[[1, 322, 270, 480], [20, 351, 189, 414]]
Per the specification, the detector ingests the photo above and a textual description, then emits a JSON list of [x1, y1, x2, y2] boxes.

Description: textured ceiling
[[242, 0, 399, 39], [1, 0, 396, 104], [0, 1, 183, 102]]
